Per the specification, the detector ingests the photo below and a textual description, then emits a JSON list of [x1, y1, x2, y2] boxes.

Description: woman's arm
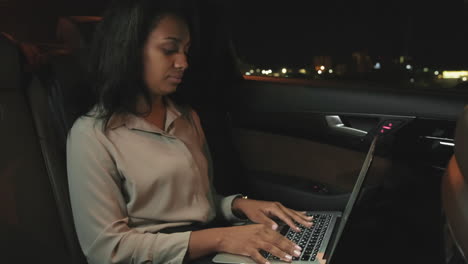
[[185, 228, 223, 260], [67, 118, 191, 264]]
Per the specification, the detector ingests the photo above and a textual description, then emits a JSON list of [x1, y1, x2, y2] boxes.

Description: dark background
[[230, 0, 468, 69], [1, 0, 467, 69]]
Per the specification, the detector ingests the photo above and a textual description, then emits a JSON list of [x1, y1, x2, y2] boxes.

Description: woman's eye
[[163, 49, 178, 55]]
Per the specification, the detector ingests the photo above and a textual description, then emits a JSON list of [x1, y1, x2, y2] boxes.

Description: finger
[[260, 242, 298, 263], [249, 249, 270, 264], [256, 213, 280, 230], [271, 236, 303, 261], [295, 210, 312, 219], [287, 209, 313, 228], [296, 211, 313, 221], [262, 225, 302, 253], [267, 205, 301, 232], [283, 207, 312, 221], [276, 205, 313, 228]]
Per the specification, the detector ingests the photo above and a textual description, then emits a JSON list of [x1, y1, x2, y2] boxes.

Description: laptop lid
[[324, 135, 379, 263]]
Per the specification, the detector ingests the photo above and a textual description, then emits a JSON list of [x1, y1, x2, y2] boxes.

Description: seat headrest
[[454, 107, 468, 183], [0, 33, 21, 91], [56, 16, 102, 51]]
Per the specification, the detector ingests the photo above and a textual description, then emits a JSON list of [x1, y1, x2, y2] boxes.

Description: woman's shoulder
[[69, 107, 106, 137]]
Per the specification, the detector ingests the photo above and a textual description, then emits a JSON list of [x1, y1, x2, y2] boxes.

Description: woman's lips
[[167, 74, 183, 83]]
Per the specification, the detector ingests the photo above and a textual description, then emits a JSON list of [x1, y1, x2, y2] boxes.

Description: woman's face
[[143, 14, 190, 98]]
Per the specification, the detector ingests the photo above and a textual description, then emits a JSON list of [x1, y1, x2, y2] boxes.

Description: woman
[[67, 0, 313, 263]]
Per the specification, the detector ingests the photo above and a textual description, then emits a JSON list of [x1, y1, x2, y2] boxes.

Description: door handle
[[325, 115, 368, 137]]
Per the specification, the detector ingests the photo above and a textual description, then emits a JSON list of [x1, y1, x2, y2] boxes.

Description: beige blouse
[[67, 98, 241, 264]]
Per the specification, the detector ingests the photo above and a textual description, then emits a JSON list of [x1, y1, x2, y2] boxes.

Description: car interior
[[1, 0, 467, 264]]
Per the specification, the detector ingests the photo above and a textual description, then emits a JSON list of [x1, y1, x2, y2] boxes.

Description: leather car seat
[[0, 33, 71, 264], [27, 53, 89, 264], [24, 18, 98, 263]]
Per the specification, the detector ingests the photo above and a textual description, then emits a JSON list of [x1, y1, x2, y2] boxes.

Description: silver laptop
[[213, 135, 379, 264]]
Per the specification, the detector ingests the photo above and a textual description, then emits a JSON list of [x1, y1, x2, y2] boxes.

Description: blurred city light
[[442, 71, 468, 79], [261, 69, 273, 75], [243, 53, 462, 85]]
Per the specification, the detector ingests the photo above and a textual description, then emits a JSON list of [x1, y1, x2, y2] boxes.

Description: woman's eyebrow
[[163, 37, 190, 46], [164, 37, 182, 43]]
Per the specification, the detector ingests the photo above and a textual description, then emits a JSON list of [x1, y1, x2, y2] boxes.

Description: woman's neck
[[136, 95, 164, 112], [151, 95, 165, 112], [138, 95, 167, 130]]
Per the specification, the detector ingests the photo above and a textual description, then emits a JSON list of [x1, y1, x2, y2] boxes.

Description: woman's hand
[[218, 224, 302, 264], [232, 198, 313, 232]]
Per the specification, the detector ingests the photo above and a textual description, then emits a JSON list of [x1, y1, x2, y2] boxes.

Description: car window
[[231, 0, 468, 92]]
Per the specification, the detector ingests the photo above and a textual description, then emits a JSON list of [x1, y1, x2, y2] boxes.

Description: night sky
[[230, 0, 468, 69]]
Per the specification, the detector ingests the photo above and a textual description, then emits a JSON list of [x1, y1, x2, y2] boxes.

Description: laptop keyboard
[[261, 213, 332, 262]]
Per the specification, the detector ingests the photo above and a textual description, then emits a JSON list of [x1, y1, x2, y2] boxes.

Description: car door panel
[[227, 80, 463, 210]]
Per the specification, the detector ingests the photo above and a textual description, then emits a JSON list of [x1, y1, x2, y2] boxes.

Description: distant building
[[335, 64, 348, 76], [351, 51, 373, 73]]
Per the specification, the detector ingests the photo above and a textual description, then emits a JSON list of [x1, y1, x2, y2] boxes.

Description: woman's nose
[[174, 53, 188, 70]]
